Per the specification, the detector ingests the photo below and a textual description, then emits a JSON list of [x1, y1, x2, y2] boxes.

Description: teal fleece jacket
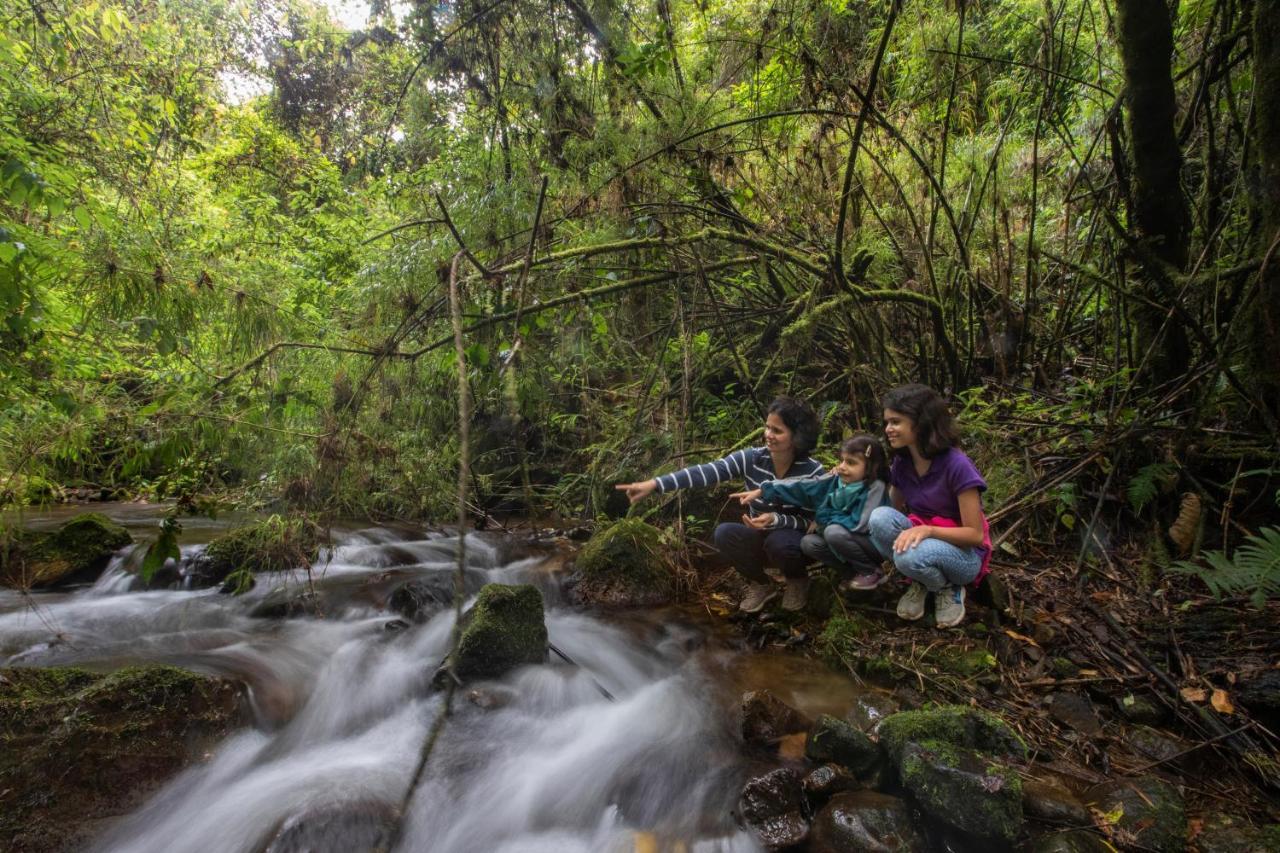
[[760, 476, 888, 533]]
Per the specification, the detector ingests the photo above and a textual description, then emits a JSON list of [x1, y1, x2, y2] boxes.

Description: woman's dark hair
[[881, 384, 961, 459], [840, 435, 889, 483], [767, 396, 819, 457]]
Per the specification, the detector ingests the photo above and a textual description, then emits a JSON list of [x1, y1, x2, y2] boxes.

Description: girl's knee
[[868, 506, 902, 534], [800, 534, 825, 559]]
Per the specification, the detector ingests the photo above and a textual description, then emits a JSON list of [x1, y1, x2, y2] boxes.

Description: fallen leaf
[[1211, 689, 1234, 715], [633, 832, 659, 853], [1181, 687, 1207, 703], [778, 732, 808, 761], [1004, 628, 1040, 648]]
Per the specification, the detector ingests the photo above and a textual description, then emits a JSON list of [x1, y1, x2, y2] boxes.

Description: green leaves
[[140, 515, 182, 583], [1168, 527, 1280, 608]]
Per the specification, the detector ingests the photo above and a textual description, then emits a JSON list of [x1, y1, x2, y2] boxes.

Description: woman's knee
[[713, 522, 747, 549]]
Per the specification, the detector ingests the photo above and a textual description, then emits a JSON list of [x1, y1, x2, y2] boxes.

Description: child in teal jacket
[[734, 436, 891, 590]]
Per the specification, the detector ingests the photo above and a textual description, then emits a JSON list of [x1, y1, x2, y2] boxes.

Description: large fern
[[1127, 462, 1177, 513], [1167, 526, 1280, 607]]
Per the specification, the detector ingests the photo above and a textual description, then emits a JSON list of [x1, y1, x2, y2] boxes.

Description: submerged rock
[[737, 767, 809, 849], [898, 739, 1023, 844], [843, 691, 901, 733], [742, 690, 811, 745], [0, 512, 131, 588], [571, 519, 674, 607], [1086, 775, 1186, 853], [809, 790, 927, 853], [804, 714, 882, 780], [388, 574, 456, 621], [263, 800, 397, 853], [0, 665, 242, 853], [445, 583, 548, 683], [1021, 776, 1090, 825]]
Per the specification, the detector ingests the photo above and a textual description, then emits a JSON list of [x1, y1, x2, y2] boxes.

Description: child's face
[[833, 453, 867, 484]]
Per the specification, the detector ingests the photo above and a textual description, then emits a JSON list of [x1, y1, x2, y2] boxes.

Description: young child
[[869, 384, 991, 629], [731, 436, 891, 591]]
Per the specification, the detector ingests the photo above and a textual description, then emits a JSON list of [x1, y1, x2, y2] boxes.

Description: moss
[[900, 739, 1023, 843], [928, 647, 999, 678], [574, 518, 673, 606], [1052, 657, 1081, 679], [451, 583, 548, 682], [202, 515, 321, 577], [861, 655, 895, 679], [877, 704, 1027, 764], [0, 513, 132, 588], [816, 614, 875, 669]]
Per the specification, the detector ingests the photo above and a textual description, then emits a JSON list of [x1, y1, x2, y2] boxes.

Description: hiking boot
[[840, 571, 887, 593], [740, 581, 778, 613], [780, 576, 811, 611], [896, 582, 928, 621], [935, 585, 966, 628]]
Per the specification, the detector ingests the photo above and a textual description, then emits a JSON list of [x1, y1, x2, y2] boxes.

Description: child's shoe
[[896, 582, 928, 621], [740, 582, 778, 613], [934, 585, 966, 628], [840, 571, 887, 592], [781, 576, 811, 611]]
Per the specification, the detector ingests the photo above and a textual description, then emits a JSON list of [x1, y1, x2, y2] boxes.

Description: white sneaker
[[935, 585, 966, 628], [896, 582, 928, 621]]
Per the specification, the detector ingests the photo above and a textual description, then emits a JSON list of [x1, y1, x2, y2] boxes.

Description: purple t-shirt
[[890, 447, 987, 523]]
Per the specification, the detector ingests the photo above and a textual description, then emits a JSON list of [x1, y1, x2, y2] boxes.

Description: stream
[[0, 506, 875, 853]]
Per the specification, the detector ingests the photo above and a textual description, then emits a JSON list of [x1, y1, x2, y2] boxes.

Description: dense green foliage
[[1, 0, 1277, 571]]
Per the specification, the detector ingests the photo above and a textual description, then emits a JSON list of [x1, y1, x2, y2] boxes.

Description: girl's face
[[883, 408, 917, 451], [833, 453, 867, 484], [764, 412, 795, 455]]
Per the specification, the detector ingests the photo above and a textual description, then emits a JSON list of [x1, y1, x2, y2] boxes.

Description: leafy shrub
[[1167, 526, 1280, 607]]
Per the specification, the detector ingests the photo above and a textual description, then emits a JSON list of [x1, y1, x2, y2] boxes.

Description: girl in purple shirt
[[868, 384, 991, 628]]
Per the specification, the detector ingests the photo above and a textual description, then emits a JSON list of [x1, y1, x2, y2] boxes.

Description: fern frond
[[1127, 462, 1176, 513], [1168, 526, 1280, 606]]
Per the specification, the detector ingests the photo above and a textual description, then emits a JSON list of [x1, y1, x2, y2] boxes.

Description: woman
[[615, 397, 823, 612]]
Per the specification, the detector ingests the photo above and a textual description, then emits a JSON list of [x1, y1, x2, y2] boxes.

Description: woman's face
[[883, 408, 917, 451], [764, 412, 795, 455]]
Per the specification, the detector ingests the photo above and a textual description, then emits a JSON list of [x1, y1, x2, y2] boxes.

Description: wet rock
[[877, 705, 1027, 764], [263, 800, 397, 853], [738, 767, 809, 849], [383, 618, 410, 632], [443, 583, 547, 683], [1085, 776, 1185, 853], [388, 574, 455, 621], [1046, 692, 1103, 736], [0, 665, 242, 853], [899, 740, 1023, 843], [467, 686, 516, 710], [802, 764, 859, 800], [742, 690, 811, 745], [1194, 813, 1280, 853], [809, 791, 927, 853], [1116, 691, 1168, 725], [249, 589, 325, 620], [191, 517, 322, 589], [843, 691, 901, 733], [1030, 829, 1116, 853], [571, 519, 673, 607], [0, 512, 132, 588], [1125, 726, 1187, 765], [1022, 776, 1091, 825], [1237, 669, 1280, 729], [805, 714, 882, 780]]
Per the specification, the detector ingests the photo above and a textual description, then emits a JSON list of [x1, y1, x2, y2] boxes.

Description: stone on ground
[[898, 739, 1023, 844], [449, 583, 548, 682], [808, 790, 927, 853], [1086, 775, 1186, 853], [738, 767, 809, 849], [572, 519, 674, 607], [804, 714, 882, 780], [742, 690, 811, 745]]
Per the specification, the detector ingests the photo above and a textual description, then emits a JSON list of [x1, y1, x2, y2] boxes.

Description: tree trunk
[[1114, 0, 1191, 379], [1251, 2, 1280, 423]]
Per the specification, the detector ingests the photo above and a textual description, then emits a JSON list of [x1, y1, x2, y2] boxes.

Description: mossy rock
[[1086, 776, 1185, 853], [447, 583, 548, 682], [194, 515, 322, 588], [0, 513, 132, 588], [805, 714, 882, 780], [816, 614, 875, 670], [573, 518, 673, 607], [877, 704, 1027, 765], [928, 646, 999, 678], [1193, 813, 1280, 853], [0, 665, 243, 853], [899, 739, 1024, 844]]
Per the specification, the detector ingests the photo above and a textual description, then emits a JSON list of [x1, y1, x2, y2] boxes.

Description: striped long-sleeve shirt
[[653, 447, 824, 530]]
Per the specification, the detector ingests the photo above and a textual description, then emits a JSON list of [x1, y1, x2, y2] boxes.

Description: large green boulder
[[573, 519, 674, 607], [0, 513, 132, 588], [0, 665, 243, 853], [449, 583, 548, 682]]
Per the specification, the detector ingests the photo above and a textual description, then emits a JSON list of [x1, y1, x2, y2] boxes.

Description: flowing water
[[0, 506, 873, 853]]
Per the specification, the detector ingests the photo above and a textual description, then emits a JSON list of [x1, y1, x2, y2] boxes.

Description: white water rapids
[[0, 516, 803, 852]]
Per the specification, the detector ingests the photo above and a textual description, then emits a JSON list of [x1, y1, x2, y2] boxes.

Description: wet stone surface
[[1085, 775, 1186, 853], [808, 790, 927, 853], [738, 767, 809, 849], [742, 689, 812, 745]]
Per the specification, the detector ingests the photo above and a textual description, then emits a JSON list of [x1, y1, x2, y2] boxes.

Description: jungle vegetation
[[2, 0, 1278, 572]]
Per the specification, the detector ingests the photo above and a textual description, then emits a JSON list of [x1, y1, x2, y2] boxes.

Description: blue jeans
[[713, 523, 808, 583], [868, 507, 981, 591], [800, 525, 882, 578]]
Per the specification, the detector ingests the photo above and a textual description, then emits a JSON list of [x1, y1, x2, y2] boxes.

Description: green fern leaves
[[1168, 526, 1280, 607], [1127, 462, 1177, 513]]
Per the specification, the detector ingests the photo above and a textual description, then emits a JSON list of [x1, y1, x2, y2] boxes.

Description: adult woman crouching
[[615, 397, 823, 612]]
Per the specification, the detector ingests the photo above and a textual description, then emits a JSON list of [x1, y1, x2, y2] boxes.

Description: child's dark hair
[[767, 396, 819, 457], [840, 435, 889, 482], [881, 384, 961, 459]]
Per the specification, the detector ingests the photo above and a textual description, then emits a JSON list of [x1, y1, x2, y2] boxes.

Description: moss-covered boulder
[[1086, 776, 1186, 853], [446, 583, 548, 682], [805, 714, 882, 780], [876, 705, 1027, 765], [190, 515, 322, 589], [0, 513, 132, 589], [572, 519, 674, 607], [0, 665, 243, 853], [899, 739, 1023, 844]]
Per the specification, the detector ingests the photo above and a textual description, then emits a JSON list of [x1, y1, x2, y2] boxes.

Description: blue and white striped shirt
[[653, 447, 824, 530]]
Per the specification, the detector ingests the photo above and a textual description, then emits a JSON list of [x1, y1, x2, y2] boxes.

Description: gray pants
[[801, 524, 883, 578]]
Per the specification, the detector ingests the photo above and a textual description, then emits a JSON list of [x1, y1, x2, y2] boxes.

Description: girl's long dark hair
[[881, 384, 961, 459], [841, 435, 889, 483], [767, 396, 819, 457]]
